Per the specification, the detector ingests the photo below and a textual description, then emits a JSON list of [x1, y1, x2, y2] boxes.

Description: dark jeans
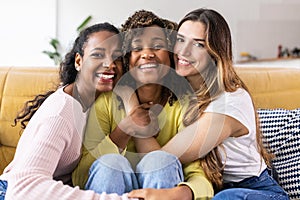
[[213, 170, 289, 200], [0, 180, 7, 200]]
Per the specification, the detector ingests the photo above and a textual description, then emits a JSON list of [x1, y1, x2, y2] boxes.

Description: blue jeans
[[0, 180, 7, 200], [213, 169, 289, 200], [85, 150, 184, 195]]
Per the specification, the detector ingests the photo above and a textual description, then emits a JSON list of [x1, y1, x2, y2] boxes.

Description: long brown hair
[[178, 8, 273, 189]]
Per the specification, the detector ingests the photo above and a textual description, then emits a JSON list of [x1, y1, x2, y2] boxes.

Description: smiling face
[[174, 20, 214, 81], [75, 31, 122, 93], [128, 26, 170, 85]]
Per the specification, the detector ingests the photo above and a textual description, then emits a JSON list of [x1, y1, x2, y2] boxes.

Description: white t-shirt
[[205, 88, 267, 182]]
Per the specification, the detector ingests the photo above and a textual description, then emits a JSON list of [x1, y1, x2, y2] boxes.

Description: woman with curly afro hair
[[72, 10, 214, 200]]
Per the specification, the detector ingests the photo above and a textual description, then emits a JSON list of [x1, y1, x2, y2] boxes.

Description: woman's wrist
[[109, 123, 132, 150], [175, 185, 193, 200], [117, 116, 136, 136]]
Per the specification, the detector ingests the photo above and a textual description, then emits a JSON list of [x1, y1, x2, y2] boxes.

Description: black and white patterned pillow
[[258, 108, 300, 200]]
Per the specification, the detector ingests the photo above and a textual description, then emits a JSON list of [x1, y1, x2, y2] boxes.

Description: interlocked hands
[[114, 86, 162, 138]]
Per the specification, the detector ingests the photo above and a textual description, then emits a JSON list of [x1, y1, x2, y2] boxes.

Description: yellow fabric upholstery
[[0, 67, 59, 174], [0, 66, 299, 174], [235, 67, 300, 109]]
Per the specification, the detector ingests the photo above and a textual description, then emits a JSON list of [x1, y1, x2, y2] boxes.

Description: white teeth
[[96, 73, 114, 79], [178, 59, 190, 65], [139, 63, 157, 69]]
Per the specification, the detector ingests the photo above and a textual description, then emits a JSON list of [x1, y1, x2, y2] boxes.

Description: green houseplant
[[43, 15, 92, 65]]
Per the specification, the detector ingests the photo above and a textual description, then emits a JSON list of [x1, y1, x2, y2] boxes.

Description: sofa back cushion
[[236, 67, 300, 109], [0, 67, 58, 174]]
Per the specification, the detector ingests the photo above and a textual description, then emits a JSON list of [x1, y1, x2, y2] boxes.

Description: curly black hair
[[13, 22, 120, 129], [118, 10, 191, 106], [121, 10, 177, 60]]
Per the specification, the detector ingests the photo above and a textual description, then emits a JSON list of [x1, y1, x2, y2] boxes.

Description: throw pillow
[[258, 108, 300, 200]]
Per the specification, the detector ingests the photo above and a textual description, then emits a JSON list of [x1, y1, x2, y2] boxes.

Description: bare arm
[[109, 125, 132, 151], [132, 111, 234, 159], [133, 137, 161, 153], [132, 109, 247, 164], [162, 112, 248, 164]]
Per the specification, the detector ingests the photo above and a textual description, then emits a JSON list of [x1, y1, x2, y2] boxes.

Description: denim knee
[[91, 153, 133, 173], [85, 154, 137, 194], [136, 150, 184, 189], [136, 150, 181, 173]]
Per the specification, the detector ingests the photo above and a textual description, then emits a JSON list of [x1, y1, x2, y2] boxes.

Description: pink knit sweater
[[0, 88, 130, 200]]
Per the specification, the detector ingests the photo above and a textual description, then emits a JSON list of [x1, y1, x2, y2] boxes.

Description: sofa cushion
[[0, 67, 58, 175], [236, 67, 300, 109], [258, 108, 300, 200]]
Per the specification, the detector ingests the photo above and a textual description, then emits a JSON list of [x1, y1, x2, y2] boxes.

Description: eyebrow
[[152, 37, 166, 41], [177, 33, 205, 42], [91, 47, 122, 54], [91, 47, 105, 51], [132, 36, 166, 43]]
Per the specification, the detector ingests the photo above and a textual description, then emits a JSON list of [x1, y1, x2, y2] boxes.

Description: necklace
[[74, 84, 88, 112]]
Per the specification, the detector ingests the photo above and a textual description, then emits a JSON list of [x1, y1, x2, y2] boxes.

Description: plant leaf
[[77, 15, 92, 32], [50, 38, 60, 50]]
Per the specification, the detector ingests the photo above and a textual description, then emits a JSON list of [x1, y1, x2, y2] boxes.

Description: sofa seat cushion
[[258, 108, 300, 200]]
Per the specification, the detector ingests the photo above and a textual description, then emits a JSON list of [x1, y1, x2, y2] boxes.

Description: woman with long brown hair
[[128, 8, 289, 200]]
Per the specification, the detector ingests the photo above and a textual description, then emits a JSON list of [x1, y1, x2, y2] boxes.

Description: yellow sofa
[[0, 66, 300, 198], [235, 67, 300, 109], [0, 67, 59, 174]]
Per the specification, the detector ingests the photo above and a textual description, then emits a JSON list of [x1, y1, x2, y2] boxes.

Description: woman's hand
[[128, 186, 193, 200], [113, 85, 138, 114], [118, 103, 160, 138]]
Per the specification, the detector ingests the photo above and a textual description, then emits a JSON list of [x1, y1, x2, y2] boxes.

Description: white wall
[[0, 0, 299, 67], [0, 0, 56, 67], [237, 1, 300, 59]]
